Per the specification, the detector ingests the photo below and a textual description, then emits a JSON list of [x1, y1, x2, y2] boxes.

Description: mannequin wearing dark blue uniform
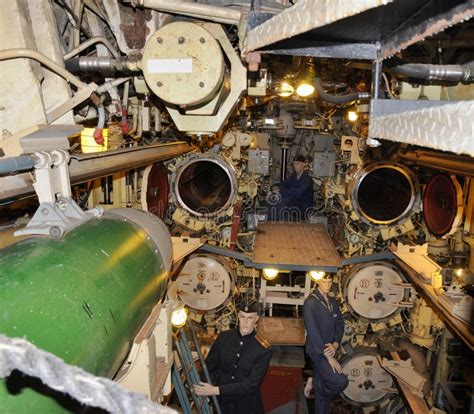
[[268, 155, 314, 221], [195, 299, 272, 413], [303, 276, 348, 413]]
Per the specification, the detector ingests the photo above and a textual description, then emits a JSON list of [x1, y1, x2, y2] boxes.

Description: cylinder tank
[[0, 208, 172, 412]]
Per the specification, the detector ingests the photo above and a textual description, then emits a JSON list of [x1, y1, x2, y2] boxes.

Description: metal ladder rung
[[172, 321, 221, 414]]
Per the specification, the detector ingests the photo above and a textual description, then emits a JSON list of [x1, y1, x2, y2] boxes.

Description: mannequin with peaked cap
[[303, 274, 348, 413], [194, 297, 272, 414], [268, 154, 314, 221]]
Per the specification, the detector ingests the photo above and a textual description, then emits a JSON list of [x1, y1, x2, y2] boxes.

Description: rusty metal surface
[[243, 0, 391, 53], [369, 100, 474, 157], [379, 1, 474, 59], [252, 222, 342, 268]]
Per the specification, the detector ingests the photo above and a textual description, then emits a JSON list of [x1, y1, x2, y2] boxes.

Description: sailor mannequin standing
[[303, 275, 349, 413], [194, 298, 272, 414]]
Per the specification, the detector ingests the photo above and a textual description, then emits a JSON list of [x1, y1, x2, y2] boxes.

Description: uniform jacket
[[279, 170, 314, 213], [206, 329, 272, 414], [303, 289, 344, 357]]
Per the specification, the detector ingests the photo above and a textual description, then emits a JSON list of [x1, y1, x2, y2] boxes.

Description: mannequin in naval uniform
[[303, 274, 348, 414], [194, 299, 272, 414]]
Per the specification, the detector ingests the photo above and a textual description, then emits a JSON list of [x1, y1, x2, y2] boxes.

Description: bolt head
[[156, 81, 163, 87], [178, 37, 185, 44], [199, 82, 204, 88], [157, 37, 163, 44]]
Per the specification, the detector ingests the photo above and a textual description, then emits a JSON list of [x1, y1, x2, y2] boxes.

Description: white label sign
[[147, 58, 193, 74]]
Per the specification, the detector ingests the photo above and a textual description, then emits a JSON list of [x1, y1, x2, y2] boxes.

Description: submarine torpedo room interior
[[0, 0, 473, 413]]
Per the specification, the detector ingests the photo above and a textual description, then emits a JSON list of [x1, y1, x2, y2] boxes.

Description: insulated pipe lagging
[[0, 155, 38, 175], [136, 0, 241, 25], [314, 77, 371, 104], [392, 62, 474, 83]]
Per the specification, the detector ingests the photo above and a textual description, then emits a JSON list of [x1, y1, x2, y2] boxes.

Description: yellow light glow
[[263, 268, 279, 280], [454, 268, 464, 277], [277, 81, 294, 97], [296, 83, 315, 97], [171, 306, 188, 328], [347, 111, 359, 122], [309, 270, 325, 282]]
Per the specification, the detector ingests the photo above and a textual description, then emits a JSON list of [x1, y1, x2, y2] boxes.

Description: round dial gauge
[[177, 254, 234, 312], [342, 349, 393, 406], [344, 262, 405, 321]]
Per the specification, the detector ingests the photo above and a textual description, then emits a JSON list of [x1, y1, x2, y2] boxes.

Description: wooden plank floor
[[258, 317, 306, 346], [252, 222, 341, 268]]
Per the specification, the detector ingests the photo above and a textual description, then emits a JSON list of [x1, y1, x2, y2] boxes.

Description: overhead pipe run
[[128, 0, 242, 25], [0, 155, 38, 176], [392, 62, 474, 83]]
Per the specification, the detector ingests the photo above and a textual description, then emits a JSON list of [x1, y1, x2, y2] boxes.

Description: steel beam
[[369, 99, 474, 157], [379, 1, 474, 59], [0, 142, 193, 202], [244, 0, 392, 53], [258, 41, 378, 60]]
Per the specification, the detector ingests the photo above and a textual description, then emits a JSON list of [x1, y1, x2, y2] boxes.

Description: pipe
[[0, 48, 87, 89], [136, 0, 241, 25], [65, 56, 130, 74], [392, 62, 474, 83], [73, 0, 83, 48], [0, 155, 38, 175], [314, 77, 370, 104], [399, 150, 474, 177], [0, 208, 172, 412], [0, 142, 193, 202], [63, 36, 120, 60], [372, 60, 382, 99]]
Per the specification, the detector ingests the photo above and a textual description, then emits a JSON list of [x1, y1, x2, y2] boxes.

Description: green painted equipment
[[0, 208, 172, 412]]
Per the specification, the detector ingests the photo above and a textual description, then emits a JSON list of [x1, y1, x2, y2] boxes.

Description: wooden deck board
[[252, 222, 341, 268]]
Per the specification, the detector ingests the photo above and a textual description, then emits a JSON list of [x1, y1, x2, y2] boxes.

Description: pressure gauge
[[342, 348, 393, 406], [344, 262, 405, 321], [177, 254, 234, 312], [238, 133, 251, 146], [222, 131, 236, 147]]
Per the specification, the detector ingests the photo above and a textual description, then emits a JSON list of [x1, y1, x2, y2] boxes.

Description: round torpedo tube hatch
[[171, 154, 238, 218], [350, 162, 420, 226], [341, 347, 394, 407], [0, 208, 172, 412], [423, 174, 463, 237], [343, 262, 406, 322]]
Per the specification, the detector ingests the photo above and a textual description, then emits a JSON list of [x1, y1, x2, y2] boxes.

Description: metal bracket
[[15, 150, 102, 238]]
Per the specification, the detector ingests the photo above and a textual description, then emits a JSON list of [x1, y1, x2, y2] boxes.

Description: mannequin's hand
[[326, 355, 343, 374], [304, 377, 313, 398], [324, 342, 339, 357], [194, 382, 220, 396]]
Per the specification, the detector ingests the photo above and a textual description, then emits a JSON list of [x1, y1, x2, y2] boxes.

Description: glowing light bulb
[[296, 82, 315, 97], [263, 268, 279, 280], [309, 270, 325, 282], [347, 111, 359, 122], [171, 306, 188, 328]]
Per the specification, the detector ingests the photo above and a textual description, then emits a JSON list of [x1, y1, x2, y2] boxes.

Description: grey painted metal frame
[[369, 99, 474, 157], [243, 0, 392, 54]]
